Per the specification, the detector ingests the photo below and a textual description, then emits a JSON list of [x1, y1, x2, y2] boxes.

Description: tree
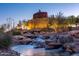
[[67, 15, 76, 26], [76, 15, 79, 27], [49, 14, 59, 32], [49, 12, 67, 32], [49, 15, 55, 26]]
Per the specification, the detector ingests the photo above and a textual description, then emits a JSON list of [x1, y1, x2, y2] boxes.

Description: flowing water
[[11, 36, 47, 56], [10, 35, 72, 56]]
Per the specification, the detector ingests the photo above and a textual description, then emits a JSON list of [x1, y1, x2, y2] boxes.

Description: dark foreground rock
[[0, 49, 20, 56]]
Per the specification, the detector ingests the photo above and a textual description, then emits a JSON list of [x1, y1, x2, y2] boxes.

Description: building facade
[[33, 10, 48, 19], [26, 10, 49, 30]]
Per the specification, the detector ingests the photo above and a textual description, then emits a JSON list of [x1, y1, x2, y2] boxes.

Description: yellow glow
[[26, 26, 31, 30], [68, 24, 76, 27], [16, 26, 21, 29]]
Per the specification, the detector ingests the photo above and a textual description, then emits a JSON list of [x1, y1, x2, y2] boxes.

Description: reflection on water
[[11, 45, 67, 56], [21, 48, 46, 56], [11, 45, 46, 56], [11, 45, 35, 53]]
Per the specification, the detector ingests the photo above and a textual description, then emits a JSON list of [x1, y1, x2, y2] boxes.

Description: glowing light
[[26, 26, 31, 30], [68, 24, 76, 27]]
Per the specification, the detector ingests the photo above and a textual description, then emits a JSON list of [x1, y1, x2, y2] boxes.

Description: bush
[[0, 33, 12, 48], [12, 31, 21, 35], [68, 27, 72, 31]]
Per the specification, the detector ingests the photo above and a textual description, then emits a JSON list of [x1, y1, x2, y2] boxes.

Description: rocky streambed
[[10, 34, 79, 56], [0, 49, 20, 56], [7, 31, 79, 56]]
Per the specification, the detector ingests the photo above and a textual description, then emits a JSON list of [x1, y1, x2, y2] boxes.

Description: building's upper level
[[33, 10, 48, 19]]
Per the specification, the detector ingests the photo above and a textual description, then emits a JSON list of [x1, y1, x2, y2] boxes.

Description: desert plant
[[12, 30, 21, 35], [0, 32, 12, 48]]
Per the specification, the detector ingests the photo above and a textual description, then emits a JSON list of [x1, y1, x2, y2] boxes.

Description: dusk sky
[[0, 3, 79, 25]]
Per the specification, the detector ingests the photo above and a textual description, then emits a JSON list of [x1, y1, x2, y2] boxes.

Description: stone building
[[26, 10, 49, 30], [27, 18, 49, 30], [33, 10, 48, 19]]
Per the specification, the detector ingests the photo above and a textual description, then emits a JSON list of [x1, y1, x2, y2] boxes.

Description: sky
[[0, 3, 79, 25]]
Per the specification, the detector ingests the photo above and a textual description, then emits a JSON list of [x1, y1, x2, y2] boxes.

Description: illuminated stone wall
[[27, 18, 49, 30]]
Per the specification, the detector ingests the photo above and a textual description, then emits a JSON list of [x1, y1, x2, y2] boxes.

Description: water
[[10, 35, 63, 56], [10, 35, 74, 56], [11, 45, 46, 56], [11, 45, 35, 53], [10, 44, 66, 56]]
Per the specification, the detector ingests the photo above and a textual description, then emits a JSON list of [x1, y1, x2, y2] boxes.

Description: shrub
[[0, 33, 12, 48], [12, 30, 21, 35]]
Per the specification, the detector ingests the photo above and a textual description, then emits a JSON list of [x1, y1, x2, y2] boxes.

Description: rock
[[72, 53, 79, 56], [0, 49, 20, 56]]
